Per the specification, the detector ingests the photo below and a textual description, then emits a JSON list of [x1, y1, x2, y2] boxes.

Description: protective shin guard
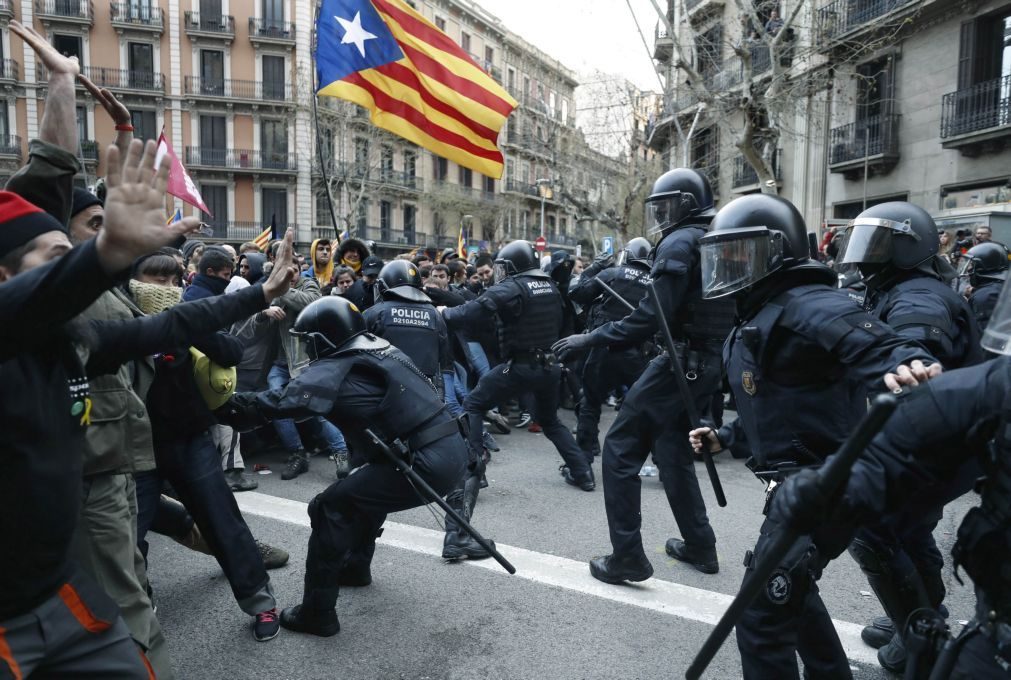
[[849, 538, 931, 635]]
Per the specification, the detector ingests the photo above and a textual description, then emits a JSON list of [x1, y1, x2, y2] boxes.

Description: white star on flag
[[335, 11, 377, 58]]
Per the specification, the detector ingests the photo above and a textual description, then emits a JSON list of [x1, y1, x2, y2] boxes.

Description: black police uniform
[[231, 336, 466, 621], [568, 260, 651, 454], [363, 297, 452, 390], [443, 270, 594, 485], [786, 357, 1011, 678], [580, 225, 734, 565], [715, 270, 938, 680], [970, 280, 1003, 332]]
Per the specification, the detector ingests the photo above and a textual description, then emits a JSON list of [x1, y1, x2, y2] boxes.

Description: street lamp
[[536, 178, 553, 239]]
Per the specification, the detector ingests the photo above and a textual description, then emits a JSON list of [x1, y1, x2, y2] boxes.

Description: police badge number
[[742, 370, 757, 396]]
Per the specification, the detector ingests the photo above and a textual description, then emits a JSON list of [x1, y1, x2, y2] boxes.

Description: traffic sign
[[601, 236, 614, 255], [534, 236, 547, 252]]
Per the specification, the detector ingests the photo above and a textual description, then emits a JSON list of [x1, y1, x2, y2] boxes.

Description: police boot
[[665, 538, 719, 574], [443, 476, 493, 560], [561, 465, 595, 491], [877, 633, 906, 674], [340, 528, 382, 587], [588, 552, 654, 584], [280, 587, 340, 637], [281, 449, 310, 480], [861, 616, 895, 649]]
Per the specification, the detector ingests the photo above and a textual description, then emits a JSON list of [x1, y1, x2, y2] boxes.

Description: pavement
[[149, 406, 976, 679]]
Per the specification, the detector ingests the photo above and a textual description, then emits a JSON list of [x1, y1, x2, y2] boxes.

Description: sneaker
[[281, 451, 309, 480], [515, 412, 532, 428], [224, 469, 258, 492], [605, 395, 618, 407], [484, 410, 511, 434], [528, 422, 542, 433], [253, 608, 280, 641], [482, 430, 500, 452], [256, 540, 289, 570], [332, 448, 351, 479]]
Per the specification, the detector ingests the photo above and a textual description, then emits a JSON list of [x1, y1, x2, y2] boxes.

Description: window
[[483, 175, 494, 196], [76, 105, 88, 141], [484, 46, 494, 68], [404, 150, 416, 187], [833, 193, 908, 221], [316, 190, 330, 225], [380, 200, 392, 241], [262, 187, 287, 227], [403, 204, 416, 241], [0, 106, 9, 141], [354, 137, 369, 176], [261, 119, 288, 169], [128, 43, 154, 88], [356, 198, 369, 233], [201, 184, 227, 233], [559, 216, 567, 234], [856, 57, 893, 122], [319, 128, 334, 169], [200, 49, 224, 95], [380, 145, 394, 180], [458, 165, 472, 188], [561, 99, 569, 125], [199, 0, 221, 23], [53, 34, 82, 62], [950, 9, 1011, 133], [460, 32, 470, 54], [433, 156, 447, 181], [125, 0, 154, 21], [262, 0, 283, 29], [131, 110, 156, 141], [262, 55, 286, 100], [691, 127, 718, 191], [507, 68, 515, 91], [199, 115, 226, 165], [523, 75, 530, 97], [434, 16, 445, 31], [697, 25, 722, 81]]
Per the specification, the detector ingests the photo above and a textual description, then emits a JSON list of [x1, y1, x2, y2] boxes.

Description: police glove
[[552, 333, 593, 361], [584, 253, 615, 278], [769, 468, 832, 535], [215, 393, 265, 433]]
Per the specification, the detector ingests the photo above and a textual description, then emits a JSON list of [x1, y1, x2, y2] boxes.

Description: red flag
[[156, 133, 211, 216]]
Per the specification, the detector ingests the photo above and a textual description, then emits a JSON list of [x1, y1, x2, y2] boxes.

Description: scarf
[[341, 256, 361, 274], [129, 280, 182, 315]]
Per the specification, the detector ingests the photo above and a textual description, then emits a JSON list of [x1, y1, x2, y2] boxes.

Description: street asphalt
[[149, 406, 976, 679]]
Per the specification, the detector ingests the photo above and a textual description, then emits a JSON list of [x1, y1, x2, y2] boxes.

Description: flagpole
[[312, 0, 341, 245]]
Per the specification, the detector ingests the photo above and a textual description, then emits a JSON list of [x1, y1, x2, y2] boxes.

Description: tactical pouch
[[953, 506, 1011, 606]]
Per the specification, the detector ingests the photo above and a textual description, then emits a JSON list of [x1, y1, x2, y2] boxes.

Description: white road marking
[[237, 491, 877, 666]]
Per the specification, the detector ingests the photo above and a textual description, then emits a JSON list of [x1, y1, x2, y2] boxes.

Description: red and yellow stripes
[[253, 227, 272, 251], [318, 0, 517, 179]]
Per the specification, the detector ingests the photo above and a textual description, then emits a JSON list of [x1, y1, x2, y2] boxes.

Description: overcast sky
[[477, 0, 664, 91]]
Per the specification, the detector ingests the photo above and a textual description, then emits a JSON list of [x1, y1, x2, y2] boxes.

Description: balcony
[[204, 221, 295, 242], [0, 59, 19, 85], [0, 135, 22, 161], [39, 65, 164, 93], [335, 162, 423, 192], [431, 179, 477, 200], [940, 75, 1011, 156], [184, 147, 298, 173], [0, 0, 13, 18], [183, 12, 235, 40], [654, 22, 673, 62], [80, 139, 99, 162], [183, 76, 293, 104], [249, 18, 295, 47], [35, 0, 93, 25], [110, 3, 164, 33], [357, 226, 429, 248], [504, 179, 539, 197], [816, 0, 916, 46], [829, 113, 900, 178], [685, 0, 724, 21], [733, 149, 782, 190]]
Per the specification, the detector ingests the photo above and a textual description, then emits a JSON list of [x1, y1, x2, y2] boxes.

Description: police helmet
[[617, 237, 651, 267], [290, 296, 366, 361], [960, 241, 1010, 286], [699, 194, 811, 299], [494, 240, 546, 282], [644, 168, 716, 236], [837, 202, 939, 274], [376, 260, 430, 303]]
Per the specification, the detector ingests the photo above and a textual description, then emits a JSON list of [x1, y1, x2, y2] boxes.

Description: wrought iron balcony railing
[[184, 76, 291, 101], [183, 11, 235, 35], [110, 2, 163, 28], [184, 147, 297, 172], [830, 113, 900, 165], [941, 75, 1011, 139], [733, 149, 782, 187]]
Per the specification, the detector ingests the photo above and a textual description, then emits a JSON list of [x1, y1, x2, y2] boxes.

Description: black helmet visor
[[645, 192, 700, 235], [700, 226, 783, 299], [838, 218, 919, 265], [982, 276, 1011, 354]]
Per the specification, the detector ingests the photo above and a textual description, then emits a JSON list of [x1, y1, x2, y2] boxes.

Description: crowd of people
[[5, 14, 1011, 680]]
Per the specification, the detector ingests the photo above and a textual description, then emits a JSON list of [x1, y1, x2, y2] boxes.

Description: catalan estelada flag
[[253, 227, 272, 251], [457, 222, 466, 259], [166, 208, 182, 226], [315, 0, 516, 178]]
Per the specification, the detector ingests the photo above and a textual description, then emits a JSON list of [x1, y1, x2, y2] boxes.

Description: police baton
[[647, 281, 727, 508], [595, 278, 637, 314], [684, 394, 897, 680], [363, 429, 517, 575]]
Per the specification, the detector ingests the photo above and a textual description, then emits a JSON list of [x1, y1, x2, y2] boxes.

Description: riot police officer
[[442, 240, 596, 491], [772, 285, 1011, 677], [220, 297, 467, 636], [553, 169, 734, 584], [568, 238, 652, 457], [836, 202, 984, 672], [363, 261, 490, 561], [689, 193, 941, 680], [962, 241, 1010, 331]]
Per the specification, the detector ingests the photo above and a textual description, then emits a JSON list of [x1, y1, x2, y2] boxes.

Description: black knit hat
[[71, 187, 103, 218], [0, 190, 67, 258]]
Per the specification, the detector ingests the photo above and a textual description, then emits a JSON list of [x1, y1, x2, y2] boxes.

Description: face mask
[[129, 279, 182, 315]]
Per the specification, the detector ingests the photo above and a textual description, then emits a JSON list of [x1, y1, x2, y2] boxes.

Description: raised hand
[[96, 139, 200, 274], [10, 20, 79, 77], [79, 75, 131, 126], [262, 229, 298, 301]]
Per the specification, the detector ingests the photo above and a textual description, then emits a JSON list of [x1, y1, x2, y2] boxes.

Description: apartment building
[[649, 0, 1011, 237]]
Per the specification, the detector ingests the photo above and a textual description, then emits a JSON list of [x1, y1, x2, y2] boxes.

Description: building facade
[[3, 0, 628, 256]]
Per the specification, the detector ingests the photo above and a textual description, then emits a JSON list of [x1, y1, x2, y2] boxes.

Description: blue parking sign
[[601, 236, 614, 255]]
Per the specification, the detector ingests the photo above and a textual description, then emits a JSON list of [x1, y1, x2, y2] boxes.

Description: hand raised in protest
[[262, 229, 298, 302], [11, 20, 79, 77], [97, 140, 200, 274]]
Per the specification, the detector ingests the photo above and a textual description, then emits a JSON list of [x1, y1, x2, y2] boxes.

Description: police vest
[[368, 300, 442, 380], [725, 285, 867, 468], [589, 264, 651, 329], [871, 275, 983, 369], [500, 275, 563, 355]]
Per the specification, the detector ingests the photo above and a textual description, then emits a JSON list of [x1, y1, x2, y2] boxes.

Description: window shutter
[[957, 19, 976, 90]]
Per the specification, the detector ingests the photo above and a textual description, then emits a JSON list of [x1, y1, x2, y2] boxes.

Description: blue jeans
[[442, 362, 470, 418], [267, 363, 346, 452], [464, 341, 491, 379]]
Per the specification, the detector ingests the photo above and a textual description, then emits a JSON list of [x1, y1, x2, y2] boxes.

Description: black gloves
[[552, 333, 593, 361], [216, 392, 265, 432], [769, 468, 831, 534]]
